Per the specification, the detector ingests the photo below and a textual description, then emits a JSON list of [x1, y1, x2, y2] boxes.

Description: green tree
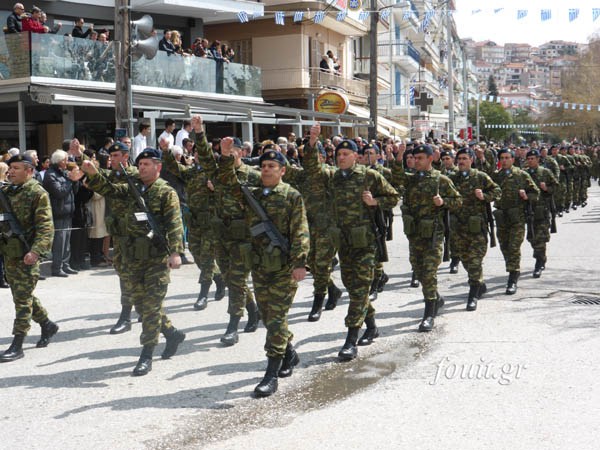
[[468, 101, 513, 142], [487, 75, 498, 97]]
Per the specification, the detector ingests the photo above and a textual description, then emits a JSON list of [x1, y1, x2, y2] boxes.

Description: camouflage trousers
[[580, 179, 590, 203], [308, 226, 337, 295], [374, 261, 384, 280], [528, 218, 551, 263], [216, 237, 254, 317], [188, 222, 218, 284], [4, 257, 48, 336], [572, 178, 581, 205], [409, 232, 443, 302], [339, 243, 376, 328], [112, 236, 134, 308], [565, 179, 573, 207], [450, 228, 488, 286], [129, 260, 173, 347], [252, 267, 297, 359], [555, 181, 566, 211], [496, 221, 525, 272]]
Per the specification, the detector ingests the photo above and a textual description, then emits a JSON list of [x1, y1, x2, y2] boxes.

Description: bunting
[[314, 11, 326, 24], [237, 11, 249, 23], [275, 11, 285, 26], [569, 8, 579, 22]]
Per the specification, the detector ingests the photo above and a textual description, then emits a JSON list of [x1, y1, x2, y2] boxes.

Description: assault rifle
[[370, 206, 389, 263], [442, 209, 450, 262], [548, 195, 558, 234], [119, 163, 171, 256], [240, 184, 289, 256], [525, 199, 535, 241], [485, 202, 497, 247], [0, 186, 31, 253]]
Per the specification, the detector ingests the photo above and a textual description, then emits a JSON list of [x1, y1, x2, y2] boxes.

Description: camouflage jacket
[[448, 169, 501, 222], [0, 178, 54, 258], [441, 164, 459, 177], [87, 173, 184, 258], [473, 149, 497, 176], [94, 165, 139, 236], [218, 155, 310, 270], [525, 166, 559, 209], [491, 166, 540, 211], [541, 156, 560, 180]]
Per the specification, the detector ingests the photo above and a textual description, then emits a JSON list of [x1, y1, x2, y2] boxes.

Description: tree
[[487, 75, 498, 97], [468, 100, 513, 142]]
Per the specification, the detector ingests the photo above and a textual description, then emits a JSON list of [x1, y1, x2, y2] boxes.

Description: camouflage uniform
[[562, 152, 576, 209], [473, 148, 497, 176], [0, 179, 54, 336], [448, 169, 501, 287], [525, 166, 558, 269], [86, 173, 184, 348], [491, 167, 540, 273], [217, 155, 309, 358], [578, 153, 593, 205]]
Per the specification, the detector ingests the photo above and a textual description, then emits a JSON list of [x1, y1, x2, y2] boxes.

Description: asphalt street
[[1, 186, 599, 450]]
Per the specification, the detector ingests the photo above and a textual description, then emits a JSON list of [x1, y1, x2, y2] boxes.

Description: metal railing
[[378, 40, 420, 64]]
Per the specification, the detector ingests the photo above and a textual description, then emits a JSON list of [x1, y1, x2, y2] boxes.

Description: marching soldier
[[218, 137, 309, 398], [0, 154, 59, 362], [392, 144, 462, 332], [448, 148, 502, 310], [491, 149, 540, 295], [559, 146, 575, 212], [524, 150, 559, 278], [440, 149, 460, 273], [82, 149, 186, 376]]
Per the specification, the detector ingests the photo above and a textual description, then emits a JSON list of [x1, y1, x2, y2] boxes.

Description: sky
[[453, 0, 600, 46]]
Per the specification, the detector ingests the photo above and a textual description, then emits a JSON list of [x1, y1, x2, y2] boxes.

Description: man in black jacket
[[4, 3, 24, 34], [71, 18, 93, 39], [43, 150, 79, 277]]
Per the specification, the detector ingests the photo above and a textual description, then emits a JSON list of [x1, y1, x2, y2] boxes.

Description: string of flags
[[485, 123, 576, 129], [470, 93, 600, 112]]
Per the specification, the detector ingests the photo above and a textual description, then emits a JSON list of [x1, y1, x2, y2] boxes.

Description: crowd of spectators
[[159, 31, 236, 63]]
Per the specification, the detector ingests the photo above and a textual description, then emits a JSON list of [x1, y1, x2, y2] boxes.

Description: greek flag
[[275, 11, 285, 25], [517, 10, 527, 20], [409, 86, 415, 105], [294, 11, 304, 22], [237, 11, 249, 23], [541, 10, 551, 21], [403, 10, 413, 20], [380, 9, 391, 21], [337, 11, 347, 21], [358, 11, 370, 22], [587, 104, 592, 111], [314, 11, 326, 24], [494, 8, 503, 14], [569, 9, 579, 22], [593, 8, 600, 22]]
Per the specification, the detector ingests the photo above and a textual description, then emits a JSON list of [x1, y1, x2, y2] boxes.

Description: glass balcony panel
[[0, 32, 31, 79]]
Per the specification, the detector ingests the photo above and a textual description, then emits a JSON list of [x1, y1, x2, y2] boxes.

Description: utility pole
[[115, 0, 132, 137], [446, 2, 454, 139], [368, 0, 378, 141]]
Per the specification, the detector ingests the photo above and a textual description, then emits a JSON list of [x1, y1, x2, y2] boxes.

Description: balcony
[[378, 40, 420, 73], [1, 33, 262, 99]]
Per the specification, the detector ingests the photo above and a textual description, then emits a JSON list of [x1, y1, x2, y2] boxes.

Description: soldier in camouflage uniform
[[162, 129, 225, 311], [440, 149, 461, 273], [560, 146, 575, 212], [491, 149, 540, 295], [472, 142, 497, 176], [283, 141, 342, 322], [392, 144, 462, 332], [550, 145, 570, 215], [448, 148, 502, 311], [191, 117, 260, 346], [305, 125, 399, 361], [218, 137, 309, 398], [82, 149, 186, 376], [0, 155, 59, 362], [576, 147, 592, 207], [524, 150, 559, 278]]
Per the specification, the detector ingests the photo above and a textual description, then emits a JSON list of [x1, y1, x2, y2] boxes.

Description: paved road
[[1, 186, 599, 450]]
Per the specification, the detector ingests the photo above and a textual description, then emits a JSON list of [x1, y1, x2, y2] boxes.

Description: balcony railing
[[2, 33, 262, 98], [378, 40, 420, 64]]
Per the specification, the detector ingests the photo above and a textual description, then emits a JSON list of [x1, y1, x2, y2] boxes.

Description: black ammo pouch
[[131, 237, 161, 260], [402, 214, 416, 236], [493, 209, 505, 227], [468, 215, 484, 234], [506, 207, 521, 224], [193, 211, 211, 228], [419, 219, 434, 238], [260, 247, 286, 273], [534, 205, 547, 221], [228, 219, 247, 240], [329, 226, 341, 248], [349, 225, 369, 249], [1, 236, 26, 258]]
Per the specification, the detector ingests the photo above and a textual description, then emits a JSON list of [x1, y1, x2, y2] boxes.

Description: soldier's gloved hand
[[309, 123, 320, 147], [23, 251, 39, 266], [292, 267, 306, 282], [519, 189, 528, 200], [474, 189, 484, 200], [433, 194, 444, 207], [168, 253, 182, 269]]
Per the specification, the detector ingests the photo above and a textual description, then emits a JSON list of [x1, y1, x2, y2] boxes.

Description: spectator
[[133, 122, 150, 161], [39, 156, 50, 179], [320, 53, 333, 73], [170, 30, 186, 55], [119, 135, 132, 153], [208, 40, 227, 62], [98, 32, 108, 43], [87, 151, 110, 267], [327, 50, 341, 74], [181, 137, 195, 160], [276, 136, 288, 152], [43, 149, 79, 277], [24, 149, 42, 182], [71, 17, 93, 39], [7, 147, 20, 158], [0, 161, 8, 288], [175, 120, 192, 147], [222, 44, 235, 62], [70, 149, 94, 271], [158, 30, 175, 55], [41, 12, 61, 34], [158, 119, 176, 147], [90, 30, 98, 41], [5, 3, 25, 34], [191, 37, 207, 57], [22, 7, 49, 34]]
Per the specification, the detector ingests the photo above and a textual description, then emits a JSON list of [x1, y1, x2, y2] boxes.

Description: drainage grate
[[569, 295, 600, 305]]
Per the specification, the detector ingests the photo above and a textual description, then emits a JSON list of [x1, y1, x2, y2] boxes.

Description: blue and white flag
[[517, 10, 528, 20], [237, 11, 249, 23], [294, 11, 304, 22], [541, 10, 551, 21], [569, 9, 579, 22], [587, 104, 591, 111], [358, 11, 370, 22], [380, 9, 391, 21], [409, 85, 415, 105], [403, 10, 413, 20], [314, 11, 326, 24], [494, 8, 504, 14], [275, 11, 285, 25], [337, 11, 347, 21], [593, 8, 600, 22]]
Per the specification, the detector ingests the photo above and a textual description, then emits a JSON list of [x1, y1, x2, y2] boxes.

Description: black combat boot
[[506, 271, 520, 295], [467, 285, 479, 311], [377, 271, 389, 293], [410, 271, 420, 288], [278, 342, 300, 378], [213, 274, 226, 301], [36, 319, 59, 348], [220, 315, 240, 346], [110, 305, 132, 334], [244, 301, 260, 332], [254, 357, 283, 398], [357, 316, 379, 346], [0, 335, 25, 362], [477, 283, 487, 298], [533, 259, 543, 279], [194, 282, 211, 310], [338, 327, 360, 361], [418, 300, 437, 332], [449, 257, 460, 274], [369, 276, 379, 302], [161, 327, 186, 359], [325, 282, 342, 310], [308, 293, 325, 322], [132, 345, 154, 376]]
